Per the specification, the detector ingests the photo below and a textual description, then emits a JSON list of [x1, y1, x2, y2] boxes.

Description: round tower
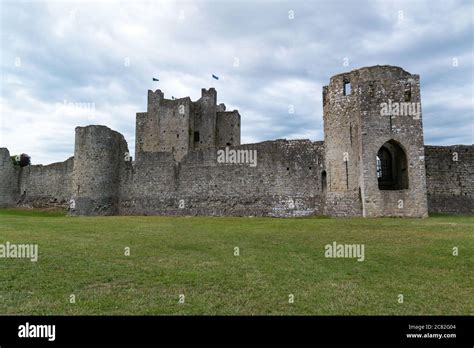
[[70, 125, 128, 215]]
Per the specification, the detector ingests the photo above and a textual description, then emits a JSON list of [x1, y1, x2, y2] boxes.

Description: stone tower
[[70, 125, 129, 216], [135, 88, 241, 162], [323, 65, 428, 217]]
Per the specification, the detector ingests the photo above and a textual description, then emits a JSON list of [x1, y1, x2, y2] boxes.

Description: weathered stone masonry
[[1, 66, 472, 216], [425, 145, 473, 214]]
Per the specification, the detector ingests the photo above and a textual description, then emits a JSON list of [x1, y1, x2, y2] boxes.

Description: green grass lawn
[[0, 209, 472, 315]]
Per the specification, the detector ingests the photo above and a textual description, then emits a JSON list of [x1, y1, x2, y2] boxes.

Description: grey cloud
[[0, 0, 472, 164]]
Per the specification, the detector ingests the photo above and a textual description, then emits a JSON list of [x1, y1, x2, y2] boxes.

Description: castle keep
[[136, 88, 241, 162], [1, 66, 472, 217]]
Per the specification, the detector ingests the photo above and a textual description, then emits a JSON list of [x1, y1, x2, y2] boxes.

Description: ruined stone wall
[[157, 98, 192, 161], [135, 90, 192, 162], [323, 191, 362, 217], [425, 145, 474, 214], [0, 148, 20, 207], [134, 112, 148, 161], [357, 67, 428, 217], [193, 88, 217, 150], [322, 70, 363, 217], [323, 66, 428, 218], [118, 151, 177, 215], [4, 140, 472, 217], [17, 157, 74, 208], [118, 139, 325, 217], [135, 90, 163, 160], [217, 111, 241, 147], [323, 73, 362, 193]]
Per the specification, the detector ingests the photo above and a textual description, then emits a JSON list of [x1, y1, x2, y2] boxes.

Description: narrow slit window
[[345, 161, 349, 189], [404, 83, 411, 102], [349, 122, 353, 145], [321, 171, 327, 193]]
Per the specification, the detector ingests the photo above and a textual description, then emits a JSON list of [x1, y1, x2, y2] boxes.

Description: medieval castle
[[0, 65, 472, 217]]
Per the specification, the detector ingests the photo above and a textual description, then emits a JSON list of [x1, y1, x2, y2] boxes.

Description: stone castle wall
[[1, 147, 73, 208], [216, 110, 240, 147], [0, 148, 20, 208], [119, 139, 325, 217], [1, 136, 472, 216], [425, 145, 474, 214], [18, 157, 74, 208]]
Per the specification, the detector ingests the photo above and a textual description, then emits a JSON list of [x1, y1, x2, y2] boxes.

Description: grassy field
[[0, 208, 472, 315]]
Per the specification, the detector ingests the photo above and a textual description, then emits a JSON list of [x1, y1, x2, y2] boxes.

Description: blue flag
[[212, 74, 219, 80]]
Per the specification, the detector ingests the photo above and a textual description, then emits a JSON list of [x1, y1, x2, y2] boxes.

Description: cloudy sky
[[0, 0, 472, 164]]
